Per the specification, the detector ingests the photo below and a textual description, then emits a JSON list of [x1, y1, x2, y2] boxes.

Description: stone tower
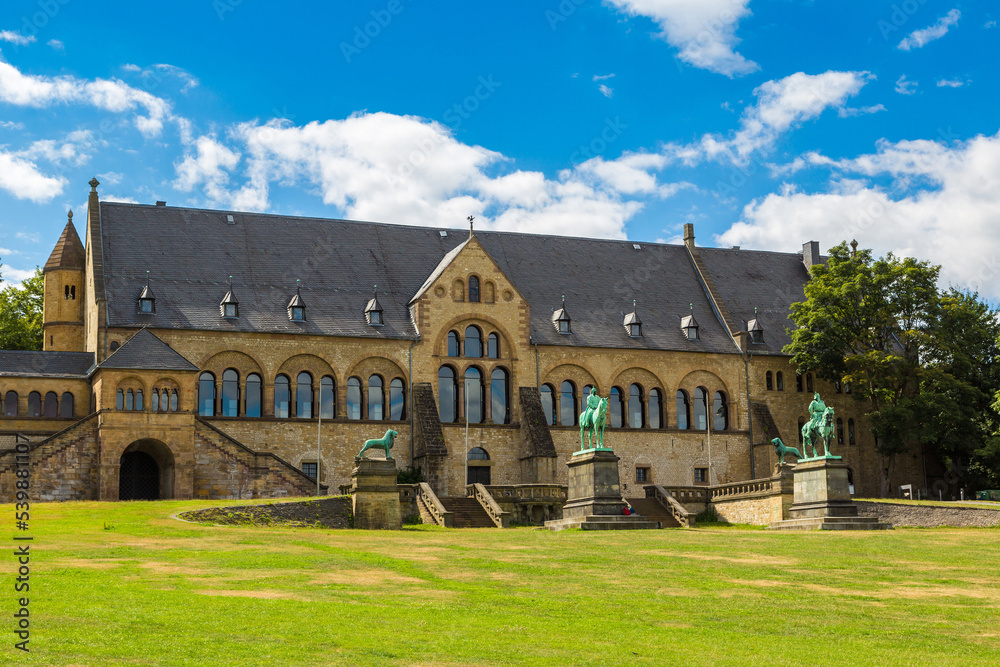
[[42, 211, 86, 351]]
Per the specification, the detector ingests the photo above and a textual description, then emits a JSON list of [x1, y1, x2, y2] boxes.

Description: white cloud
[[718, 131, 1000, 300], [606, 0, 757, 77], [0, 31, 35, 46], [936, 79, 964, 88], [895, 75, 917, 95], [0, 150, 66, 202], [0, 57, 173, 137], [677, 71, 873, 164], [98, 171, 124, 185], [898, 9, 960, 51], [0, 120, 24, 130], [986, 20, 997, 29], [173, 135, 241, 203], [593, 73, 615, 81], [598, 84, 614, 98], [47, 39, 64, 51], [20, 129, 96, 167], [0, 264, 35, 289], [838, 104, 886, 118]]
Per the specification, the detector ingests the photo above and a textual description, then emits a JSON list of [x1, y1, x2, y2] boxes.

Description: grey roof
[[96, 329, 199, 372], [0, 351, 94, 378], [695, 247, 810, 355], [98, 202, 811, 354]]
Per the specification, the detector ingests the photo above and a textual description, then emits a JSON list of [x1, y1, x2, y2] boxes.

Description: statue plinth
[[770, 459, 891, 531], [351, 457, 401, 530], [545, 449, 658, 531]]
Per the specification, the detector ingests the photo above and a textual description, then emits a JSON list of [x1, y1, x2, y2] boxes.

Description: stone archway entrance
[[119, 440, 175, 500]]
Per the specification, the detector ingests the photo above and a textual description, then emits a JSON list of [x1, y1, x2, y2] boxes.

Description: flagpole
[[465, 379, 470, 494], [316, 389, 322, 496]]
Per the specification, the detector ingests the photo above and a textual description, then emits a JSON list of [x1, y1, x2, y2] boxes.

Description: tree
[[0, 264, 44, 351], [785, 242, 942, 497]]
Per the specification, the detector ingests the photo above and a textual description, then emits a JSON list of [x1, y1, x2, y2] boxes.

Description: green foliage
[[0, 265, 44, 350], [402, 513, 422, 525], [396, 465, 424, 484], [695, 506, 721, 523], [785, 243, 1000, 495]]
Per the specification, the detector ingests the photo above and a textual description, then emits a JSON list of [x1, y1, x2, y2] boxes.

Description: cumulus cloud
[[47, 39, 64, 51], [895, 75, 917, 95], [0, 31, 35, 46], [936, 79, 964, 88], [0, 150, 66, 201], [21, 129, 96, 167], [898, 9, 961, 50], [598, 84, 614, 98], [0, 57, 173, 137], [0, 263, 36, 289], [173, 135, 241, 202], [718, 131, 1000, 300], [606, 0, 757, 77]]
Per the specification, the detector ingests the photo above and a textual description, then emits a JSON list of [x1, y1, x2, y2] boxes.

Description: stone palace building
[[0, 178, 927, 510]]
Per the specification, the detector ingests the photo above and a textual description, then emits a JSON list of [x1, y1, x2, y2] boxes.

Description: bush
[[402, 513, 422, 525], [397, 466, 424, 484], [695, 506, 721, 524]]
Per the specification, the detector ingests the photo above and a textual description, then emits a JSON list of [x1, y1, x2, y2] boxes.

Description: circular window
[[434, 286, 446, 297], [502, 290, 513, 302]]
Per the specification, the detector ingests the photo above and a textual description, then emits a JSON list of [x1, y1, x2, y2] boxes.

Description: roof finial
[[373, 284, 378, 297], [146, 269, 150, 286], [467, 215, 475, 238], [754, 306, 758, 315], [89, 177, 100, 192], [67, 210, 73, 222], [689, 302, 693, 313], [296, 278, 301, 294], [850, 239, 858, 257], [228, 275, 233, 288]]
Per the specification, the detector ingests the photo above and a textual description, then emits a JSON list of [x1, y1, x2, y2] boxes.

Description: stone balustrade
[[466, 483, 511, 528]]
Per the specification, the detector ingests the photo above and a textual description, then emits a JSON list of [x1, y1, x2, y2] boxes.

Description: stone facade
[[0, 185, 931, 503]]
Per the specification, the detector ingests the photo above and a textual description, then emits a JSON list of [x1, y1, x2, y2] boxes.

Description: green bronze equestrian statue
[[800, 392, 839, 459], [578, 387, 609, 451]]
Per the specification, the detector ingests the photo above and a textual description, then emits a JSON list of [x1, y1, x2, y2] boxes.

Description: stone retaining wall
[[179, 497, 353, 528], [856, 501, 1000, 528]]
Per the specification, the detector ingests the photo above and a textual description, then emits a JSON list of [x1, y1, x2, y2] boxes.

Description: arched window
[[487, 333, 500, 359], [296, 372, 313, 419], [198, 372, 216, 416], [796, 374, 804, 392], [439, 367, 458, 423], [676, 390, 690, 430], [135, 390, 143, 411], [222, 369, 239, 417], [766, 371, 773, 391], [798, 417, 806, 445], [467, 447, 491, 485], [649, 388, 662, 429], [44, 392, 58, 418], [389, 378, 405, 421], [776, 372, 784, 391], [540, 383, 555, 426], [448, 331, 460, 357], [836, 417, 844, 445], [692, 387, 708, 431], [806, 373, 814, 393], [3, 391, 17, 417], [274, 375, 290, 419], [151, 389, 160, 412], [320, 376, 335, 420], [116, 389, 124, 411], [465, 367, 484, 424], [60, 392, 74, 418], [28, 391, 41, 417], [170, 389, 178, 412], [125, 389, 134, 411], [464, 325, 482, 357], [468, 275, 480, 302], [581, 385, 594, 419], [848, 418, 856, 445], [346, 377, 362, 420], [246, 374, 262, 418], [628, 384, 644, 428], [490, 368, 509, 424], [713, 391, 728, 431], [834, 381, 842, 394], [560, 380, 576, 426], [609, 387, 624, 428], [368, 375, 384, 421]]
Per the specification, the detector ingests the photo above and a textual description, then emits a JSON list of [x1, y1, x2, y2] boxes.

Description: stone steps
[[439, 497, 496, 528], [546, 514, 661, 531], [770, 516, 893, 531], [626, 498, 682, 528]]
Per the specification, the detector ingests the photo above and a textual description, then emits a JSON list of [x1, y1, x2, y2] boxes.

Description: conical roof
[[44, 214, 85, 271]]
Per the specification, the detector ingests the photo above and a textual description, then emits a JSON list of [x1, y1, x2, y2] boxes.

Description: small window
[[464, 325, 482, 358], [468, 447, 489, 460], [290, 306, 305, 321], [806, 373, 814, 393], [347, 377, 363, 420], [370, 310, 382, 325], [60, 392, 74, 418], [694, 468, 708, 484], [834, 381, 842, 394], [848, 418, 856, 445], [223, 303, 238, 318], [140, 299, 153, 313], [636, 467, 649, 483], [125, 390, 134, 411], [796, 374, 804, 392], [766, 371, 773, 391], [116, 389, 124, 411], [487, 333, 500, 359], [559, 320, 570, 334], [468, 276, 480, 303], [109, 341, 120, 352], [302, 461, 319, 480], [629, 323, 641, 338], [540, 384, 555, 426], [447, 331, 460, 357], [135, 390, 143, 411], [776, 372, 784, 392], [837, 418, 844, 445]]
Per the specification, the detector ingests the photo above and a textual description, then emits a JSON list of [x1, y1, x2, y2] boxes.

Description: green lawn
[[5, 498, 999, 666]]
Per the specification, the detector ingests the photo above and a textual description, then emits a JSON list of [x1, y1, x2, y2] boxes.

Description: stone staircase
[[439, 496, 496, 528], [627, 497, 682, 528]]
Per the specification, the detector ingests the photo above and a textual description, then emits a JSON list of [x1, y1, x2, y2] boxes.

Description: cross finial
[[89, 177, 100, 192], [468, 215, 475, 237], [850, 239, 858, 257]]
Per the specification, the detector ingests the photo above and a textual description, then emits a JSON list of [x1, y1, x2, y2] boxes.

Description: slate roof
[[0, 351, 94, 378], [96, 328, 199, 372], [98, 202, 812, 355], [695, 247, 810, 356], [44, 215, 85, 271]]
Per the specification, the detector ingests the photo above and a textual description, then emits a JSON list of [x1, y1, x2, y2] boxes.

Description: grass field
[[4, 498, 999, 666]]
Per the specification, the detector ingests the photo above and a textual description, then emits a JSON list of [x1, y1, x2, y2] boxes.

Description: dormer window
[[747, 317, 764, 344], [681, 308, 699, 341], [552, 296, 571, 334], [220, 280, 239, 319], [138, 284, 155, 314], [624, 301, 642, 338], [287, 282, 306, 322], [364, 286, 384, 326]]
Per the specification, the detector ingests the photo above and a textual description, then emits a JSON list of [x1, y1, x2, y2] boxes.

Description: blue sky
[[1, 1, 998, 299]]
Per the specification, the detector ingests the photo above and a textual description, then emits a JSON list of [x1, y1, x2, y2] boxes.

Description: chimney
[[802, 241, 820, 271], [683, 223, 695, 248]]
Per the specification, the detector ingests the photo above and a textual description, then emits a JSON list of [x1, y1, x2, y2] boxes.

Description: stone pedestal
[[351, 457, 401, 530], [545, 450, 658, 531], [771, 459, 891, 530]]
